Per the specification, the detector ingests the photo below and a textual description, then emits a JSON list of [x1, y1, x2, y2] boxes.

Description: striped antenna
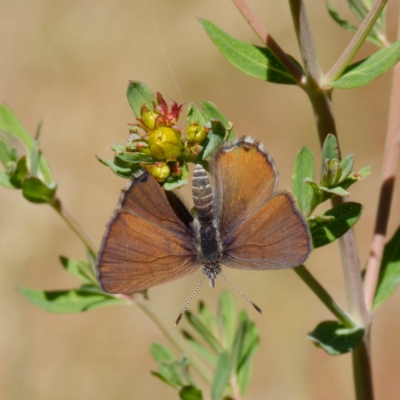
[[220, 272, 263, 314], [174, 274, 206, 326]]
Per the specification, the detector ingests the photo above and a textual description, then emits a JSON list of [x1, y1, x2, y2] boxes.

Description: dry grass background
[[1, 1, 400, 399]]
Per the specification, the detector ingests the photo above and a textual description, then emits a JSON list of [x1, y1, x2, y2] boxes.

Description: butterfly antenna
[[174, 274, 206, 326], [219, 272, 263, 314]]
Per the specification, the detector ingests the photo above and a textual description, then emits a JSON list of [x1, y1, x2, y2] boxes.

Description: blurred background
[[1, 0, 399, 399]]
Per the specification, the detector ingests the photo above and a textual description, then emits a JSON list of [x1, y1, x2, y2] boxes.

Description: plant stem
[[134, 294, 213, 386], [325, 0, 388, 84], [288, 2, 373, 399], [230, 376, 242, 400], [364, 14, 400, 312], [232, 0, 306, 87], [50, 197, 98, 255], [294, 265, 357, 328]]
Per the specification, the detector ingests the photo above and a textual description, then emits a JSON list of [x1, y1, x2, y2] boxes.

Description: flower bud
[[148, 162, 170, 182], [140, 105, 158, 131], [186, 124, 207, 143], [148, 127, 182, 160], [171, 161, 182, 177]]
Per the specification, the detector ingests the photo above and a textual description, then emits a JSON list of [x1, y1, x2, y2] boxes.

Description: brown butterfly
[[96, 137, 312, 322]]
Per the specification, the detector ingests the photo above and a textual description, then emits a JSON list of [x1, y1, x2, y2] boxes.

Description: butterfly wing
[[97, 170, 200, 294], [213, 137, 279, 240], [222, 191, 312, 270]]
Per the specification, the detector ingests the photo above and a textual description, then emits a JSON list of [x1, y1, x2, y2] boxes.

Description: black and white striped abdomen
[[192, 164, 214, 220]]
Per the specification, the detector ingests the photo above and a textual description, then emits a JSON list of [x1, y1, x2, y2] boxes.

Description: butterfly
[[96, 136, 312, 321]]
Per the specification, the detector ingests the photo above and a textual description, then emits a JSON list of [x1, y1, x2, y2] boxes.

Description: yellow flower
[[148, 127, 182, 160], [148, 162, 170, 182]]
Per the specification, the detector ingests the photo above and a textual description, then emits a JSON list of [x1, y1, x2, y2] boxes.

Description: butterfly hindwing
[[222, 191, 312, 270]]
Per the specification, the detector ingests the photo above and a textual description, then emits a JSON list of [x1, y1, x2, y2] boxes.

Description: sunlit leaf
[[127, 81, 156, 118], [329, 40, 400, 89], [308, 320, 364, 355], [310, 202, 363, 248], [22, 177, 57, 204], [292, 146, 315, 214], [211, 351, 231, 400], [199, 18, 300, 85]]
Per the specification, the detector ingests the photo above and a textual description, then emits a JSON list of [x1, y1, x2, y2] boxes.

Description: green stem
[[134, 294, 213, 386], [325, 0, 388, 84], [294, 265, 357, 328], [50, 197, 98, 255], [352, 333, 374, 400]]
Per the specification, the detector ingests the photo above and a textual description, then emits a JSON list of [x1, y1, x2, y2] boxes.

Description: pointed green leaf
[[10, 156, 29, 188], [22, 177, 57, 204], [330, 40, 400, 89], [230, 321, 246, 372], [60, 256, 97, 285], [374, 227, 400, 309], [339, 154, 354, 182], [202, 120, 226, 160], [114, 152, 153, 168], [127, 81, 157, 118], [198, 18, 300, 85], [151, 370, 176, 387], [0, 140, 18, 167], [180, 386, 203, 400], [292, 146, 315, 214], [310, 202, 363, 248], [0, 170, 15, 189], [182, 331, 218, 365], [326, 160, 343, 187], [308, 320, 364, 355], [319, 185, 350, 197], [199, 101, 234, 138], [198, 301, 218, 337], [0, 105, 52, 183], [19, 286, 130, 313], [186, 311, 222, 353], [96, 155, 135, 178], [187, 103, 207, 126], [326, 3, 384, 47], [321, 134, 339, 166], [211, 351, 231, 400], [217, 290, 236, 348], [150, 343, 176, 363]]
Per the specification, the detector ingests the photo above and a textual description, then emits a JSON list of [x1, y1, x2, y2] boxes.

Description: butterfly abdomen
[[192, 165, 222, 264]]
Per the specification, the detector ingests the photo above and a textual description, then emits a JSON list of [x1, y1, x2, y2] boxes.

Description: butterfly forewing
[[96, 171, 200, 294], [213, 138, 278, 240], [222, 191, 312, 270]]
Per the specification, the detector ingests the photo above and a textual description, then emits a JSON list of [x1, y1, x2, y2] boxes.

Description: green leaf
[[0, 170, 15, 189], [211, 351, 231, 400], [0, 140, 18, 167], [373, 227, 400, 309], [330, 40, 400, 89], [321, 134, 339, 166], [310, 202, 363, 248], [18, 286, 130, 313], [150, 342, 176, 363], [60, 256, 97, 285], [198, 301, 218, 336], [182, 331, 218, 365], [308, 320, 364, 355], [339, 154, 354, 183], [200, 101, 234, 138], [187, 103, 207, 126], [198, 18, 300, 85], [114, 152, 154, 167], [151, 371, 177, 388], [319, 185, 350, 197], [126, 81, 156, 118], [292, 146, 315, 214], [217, 290, 236, 348], [22, 177, 57, 203], [96, 155, 135, 178], [326, 3, 384, 47], [202, 120, 226, 160], [180, 386, 203, 400], [186, 311, 222, 353], [0, 105, 52, 183], [10, 156, 29, 188], [236, 311, 259, 396]]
